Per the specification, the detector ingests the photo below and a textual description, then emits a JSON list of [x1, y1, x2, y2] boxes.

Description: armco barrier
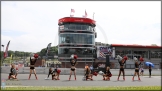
[[1, 67, 161, 76]]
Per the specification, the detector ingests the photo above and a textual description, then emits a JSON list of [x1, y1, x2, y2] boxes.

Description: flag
[[83, 10, 88, 18], [99, 51, 106, 58], [4, 40, 10, 59], [46, 43, 52, 59], [18, 64, 24, 68], [71, 9, 75, 13], [107, 48, 112, 54], [85, 10, 87, 17], [70, 9, 75, 17]]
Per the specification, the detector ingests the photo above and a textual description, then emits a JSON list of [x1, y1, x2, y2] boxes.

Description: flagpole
[[3, 45, 5, 64], [1, 45, 4, 66], [10, 55, 11, 65], [93, 12, 95, 20], [10, 54, 12, 65]]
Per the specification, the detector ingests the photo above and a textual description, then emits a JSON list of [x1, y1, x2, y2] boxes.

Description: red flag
[[83, 10, 88, 18], [4, 40, 10, 59], [70, 9, 75, 17], [71, 9, 75, 13], [85, 10, 87, 17]]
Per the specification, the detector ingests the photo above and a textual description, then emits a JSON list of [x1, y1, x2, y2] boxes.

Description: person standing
[[90, 65, 94, 74], [117, 55, 127, 81], [149, 64, 152, 78], [140, 66, 144, 76], [69, 54, 78, 80], [28, 54, 38, 80], [132, 57, 141, 81]]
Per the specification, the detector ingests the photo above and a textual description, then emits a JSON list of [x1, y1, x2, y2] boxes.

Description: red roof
[[111, 44, 162, 48], [58, 17, 96, 25]]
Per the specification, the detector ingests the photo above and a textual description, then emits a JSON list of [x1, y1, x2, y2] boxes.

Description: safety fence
[[1, 67, 161, 76]]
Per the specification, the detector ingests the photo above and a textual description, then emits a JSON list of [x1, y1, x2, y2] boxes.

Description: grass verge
[[1, 86, 161, 90]]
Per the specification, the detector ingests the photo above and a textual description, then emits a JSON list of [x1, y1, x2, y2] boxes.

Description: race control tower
[[58, 17, 97, 68]]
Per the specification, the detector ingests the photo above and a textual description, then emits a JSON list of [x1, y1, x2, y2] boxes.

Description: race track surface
[[1, 74, 161, 87]]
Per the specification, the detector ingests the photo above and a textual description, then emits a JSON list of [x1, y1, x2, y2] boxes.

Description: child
[[140, 66, 144, 76]]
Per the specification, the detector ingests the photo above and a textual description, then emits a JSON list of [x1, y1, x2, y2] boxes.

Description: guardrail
[[1, 67, 161, 76]]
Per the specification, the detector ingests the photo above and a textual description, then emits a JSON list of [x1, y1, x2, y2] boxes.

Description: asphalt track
[[1, 74, 161, 87]]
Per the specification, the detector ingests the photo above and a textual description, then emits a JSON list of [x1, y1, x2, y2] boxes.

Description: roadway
[[1, 73, 161, 87]]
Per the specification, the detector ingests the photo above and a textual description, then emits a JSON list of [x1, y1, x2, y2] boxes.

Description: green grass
[[2, 86, 161, 90]]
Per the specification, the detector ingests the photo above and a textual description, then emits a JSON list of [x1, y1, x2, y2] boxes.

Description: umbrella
[[145, 62, 154, 67]]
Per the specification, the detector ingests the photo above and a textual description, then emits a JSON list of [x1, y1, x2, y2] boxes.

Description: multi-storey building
[[96, 42, 161, 69], [57, 17, 161, 69], [58, 17, 97, 68]]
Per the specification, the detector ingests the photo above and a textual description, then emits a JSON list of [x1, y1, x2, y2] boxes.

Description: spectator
[[149, 64, 152, 78], [140, 66, 144, 76], [90, 65, 94, 72]]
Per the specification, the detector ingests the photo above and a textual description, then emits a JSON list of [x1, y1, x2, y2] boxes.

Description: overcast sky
[[1, 1, 161, 52]]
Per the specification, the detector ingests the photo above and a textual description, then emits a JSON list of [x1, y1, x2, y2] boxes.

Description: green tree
[[39, 46, 58, 58]]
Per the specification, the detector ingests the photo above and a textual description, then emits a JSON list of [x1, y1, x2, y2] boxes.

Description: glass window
[[64, 24, 69, 30], [88, 26, 92, 31], [58, 48, 95, 54], [62, 23, 94, 31], [76, 25, 81, 30], [150, 51, 161, 58], [158, 52, 161, 58], [59, 34, 95, 44], [82, 25, 86, 30], [69, 24, 75, 30], [85, 25, 89, 30], [65, 35, 70, 43]]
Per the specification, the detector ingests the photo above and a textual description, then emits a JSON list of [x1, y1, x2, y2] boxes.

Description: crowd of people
[[8, 54, 152, 81]]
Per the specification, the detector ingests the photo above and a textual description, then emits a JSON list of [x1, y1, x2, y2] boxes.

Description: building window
[[58, 48, 95, 55], [61, 23, 93, 31], [59, 33, 95, 44], [150, 51, 161, 58]]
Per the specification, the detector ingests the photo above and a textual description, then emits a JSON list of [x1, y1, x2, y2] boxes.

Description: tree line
[[0, 46, 58, 60]]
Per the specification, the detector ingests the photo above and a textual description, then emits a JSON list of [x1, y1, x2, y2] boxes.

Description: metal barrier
[[1, 67, 161, 76]]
